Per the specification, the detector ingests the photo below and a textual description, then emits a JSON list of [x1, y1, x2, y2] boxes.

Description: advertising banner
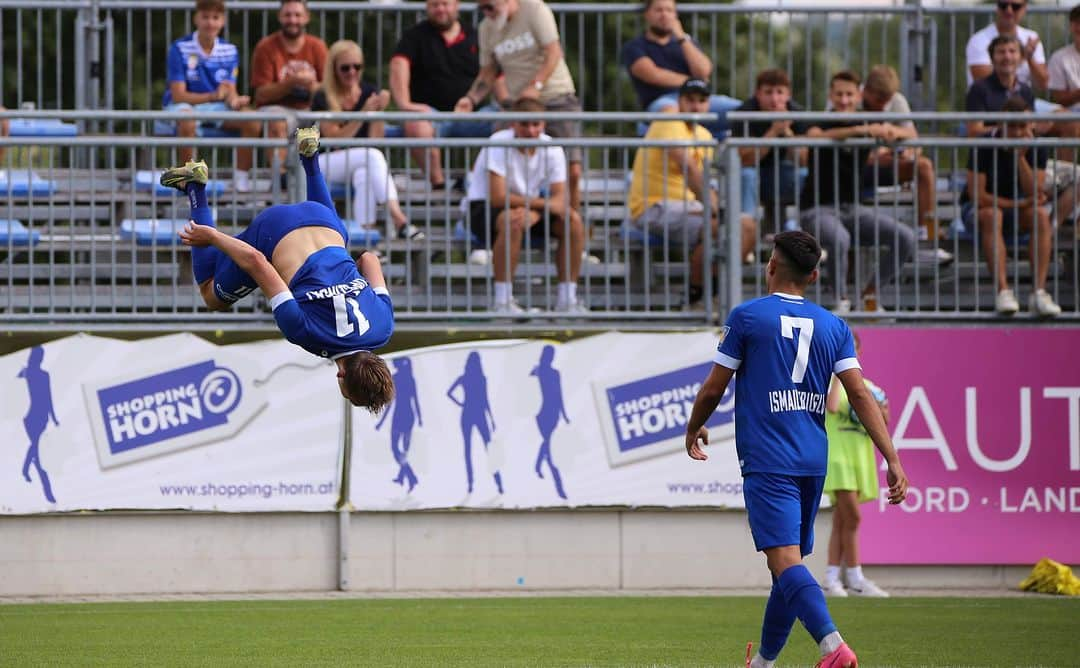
[[349, 332, 744, 510], [856, 328, 1080, 565], [0, 334, 342, 513]]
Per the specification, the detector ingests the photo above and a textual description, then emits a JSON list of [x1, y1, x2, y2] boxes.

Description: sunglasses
[[478, 3, 496, 13], [337, 63, 363, 73], [997, 2, 1025, 11]]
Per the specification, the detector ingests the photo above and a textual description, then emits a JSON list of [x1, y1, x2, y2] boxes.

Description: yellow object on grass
[[1019, 558, 1080, 596]]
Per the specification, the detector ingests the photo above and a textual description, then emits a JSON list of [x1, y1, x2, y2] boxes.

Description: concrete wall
[[0, 510, 1028, 597]]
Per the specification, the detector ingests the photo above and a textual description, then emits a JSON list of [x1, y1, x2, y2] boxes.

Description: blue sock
[[185, 182, 220, 284], [777, 564, 837, 643], [301, 153, 336, 213], [759, 576, 797, 661]]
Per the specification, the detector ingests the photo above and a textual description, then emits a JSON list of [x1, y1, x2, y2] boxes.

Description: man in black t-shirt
[[732, 68, 808, 233], [961, 96, 1065, 317], [800, 71, 916, 314], [389, 0, 495, 189]]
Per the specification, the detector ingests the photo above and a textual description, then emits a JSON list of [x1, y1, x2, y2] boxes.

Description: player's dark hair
[[342, 351, 395, 413], [1001, 95, 1030, 113], [511, 97, 545, 113], [756, 68, 791, 90], [829, 69, 861, 88], [772, 230, 821, 280]]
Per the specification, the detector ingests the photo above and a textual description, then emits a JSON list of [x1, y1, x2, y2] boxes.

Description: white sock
[[825, 565, 841, 584], [820, 631, 844, 656], [494, 282, 512, 305], [749, 653, 775, 668], [557, 282, 576, 304], [845, 565, 864, 585]]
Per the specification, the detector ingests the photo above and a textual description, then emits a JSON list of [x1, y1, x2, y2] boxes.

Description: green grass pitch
[[1, 596, 1077, 667]]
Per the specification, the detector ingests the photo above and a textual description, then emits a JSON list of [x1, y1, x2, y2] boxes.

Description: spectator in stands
[[455, 0, 583, 212], [311, 40, 421, 242], [162, 0, 260, 192], [390, 0, 495, 191], [620, 0, 740, 139], [732, 68, 807, 235], [859, 65, 943, 248], [1049, 5, 1080, 112], [628, 79, 754, 310], [965, 0, 1047, 92], [462, 98, 585, 315], [801, 70, 916, 314], [961, 95, 1063, 317], [251, 0, 327, 181]]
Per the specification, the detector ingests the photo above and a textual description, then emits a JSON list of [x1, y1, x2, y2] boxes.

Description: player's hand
[[685, 426, 709, 461], [454, 96, 474, 113], [1024, 35, 1040, 60], [517, 84, 540, 101], [179, 220, 218, 247], [885, 460, 908, 504]]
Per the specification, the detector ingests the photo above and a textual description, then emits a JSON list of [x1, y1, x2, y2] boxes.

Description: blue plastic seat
[[0, 219, 40, 246], [8, 119, 79, 137], [0, 170, 56, 196], [134, 170, 226, 197], [344, 220, 383, 246], [119, 218, 187, 246], [453, 220, 478, 244]]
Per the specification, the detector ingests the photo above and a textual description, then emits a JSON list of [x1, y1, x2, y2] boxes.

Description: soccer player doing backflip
[[684, 230, 909, 668], [163, 126, 395, 412]]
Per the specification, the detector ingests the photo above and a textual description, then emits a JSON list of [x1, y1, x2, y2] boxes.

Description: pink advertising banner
[[855, 327, 1080, 565]]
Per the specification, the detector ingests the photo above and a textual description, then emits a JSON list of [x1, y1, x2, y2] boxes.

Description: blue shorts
[[157, 101, 236, 137], [213, 200, 348, 305], [743, 473, 825, 556]]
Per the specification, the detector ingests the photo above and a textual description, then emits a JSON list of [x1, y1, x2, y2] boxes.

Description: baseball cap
[[679, 78, 710, 97]]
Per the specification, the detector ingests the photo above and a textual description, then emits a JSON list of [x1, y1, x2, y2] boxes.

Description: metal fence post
[[724, 144, 743, 318], [903, 0, 928, 111]]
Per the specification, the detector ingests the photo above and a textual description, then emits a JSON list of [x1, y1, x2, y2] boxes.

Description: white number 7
[[780, 315, 814, 383], [333, 294, 371, 338]]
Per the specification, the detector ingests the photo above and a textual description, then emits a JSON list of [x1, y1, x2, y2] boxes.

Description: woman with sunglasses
[[311, 40, 423, 241]]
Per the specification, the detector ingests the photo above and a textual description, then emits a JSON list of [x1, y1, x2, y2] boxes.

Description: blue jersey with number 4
[[714, 292, 859, 476], [269, 246, 394, 359]]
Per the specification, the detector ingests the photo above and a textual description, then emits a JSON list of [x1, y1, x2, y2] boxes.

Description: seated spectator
[[859, 65, 941, 244], [732, 68, 807, 234], [462, 98, 585, 314], [390, 0, 496, 190], [251, 0, 327, 182], [961, 96, 1066, 318], [312, 40, 420, 241], [161, 0, 260, 192], [966, 0, 1047, 93], [800, 71, 916, 314], [628, 79, 753, 309], [455, 0, 583, 212], [1049, 5, 1080, 112], [620, 0, 739, 139]]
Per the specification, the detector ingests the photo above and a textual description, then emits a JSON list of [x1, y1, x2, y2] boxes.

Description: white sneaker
[[995, 289, 1019, 315], [554, 298, 589, 315], [832, 298, 851, 315], [822, 579, 848, 597], [233, 170, 252, 193], [847, 578, 889, 597], [492, 299, 538, 316], [1029, 289, 1062, 318], [469, 249, 492, 266]]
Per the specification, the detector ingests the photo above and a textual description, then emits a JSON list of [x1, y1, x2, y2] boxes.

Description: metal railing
[[725, 110, 1080, 321], [2, 2, 1075, 116], [0, 109, 721, 330]]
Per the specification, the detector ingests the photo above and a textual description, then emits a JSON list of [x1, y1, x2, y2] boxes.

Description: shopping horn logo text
[[594, 362, 735, 467], [85, 359, 265, 469]]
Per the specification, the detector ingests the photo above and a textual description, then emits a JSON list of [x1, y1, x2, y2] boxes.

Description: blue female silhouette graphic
[[446, 351, 503, 495], [531, 345, 569, 499], [374, 357, 422, 493], [18, 346, 58, 503]]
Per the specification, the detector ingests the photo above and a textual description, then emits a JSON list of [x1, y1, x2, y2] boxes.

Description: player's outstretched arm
[[179, 221, 289, 301], [684, 363, 735, 461], [356, 249, 386, 290], [837, 367, 909, 504]]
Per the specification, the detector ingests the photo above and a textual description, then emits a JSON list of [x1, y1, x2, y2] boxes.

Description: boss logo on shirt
[[83, 358, 266, 469], [493, 31, 537, 59], [592, 361, 735, 467]]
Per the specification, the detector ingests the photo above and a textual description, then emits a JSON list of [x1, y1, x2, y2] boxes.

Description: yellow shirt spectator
[[629, 119, 714, 220]]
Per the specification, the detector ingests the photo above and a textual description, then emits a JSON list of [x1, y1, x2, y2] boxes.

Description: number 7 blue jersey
[[714, 292, 859, 476]]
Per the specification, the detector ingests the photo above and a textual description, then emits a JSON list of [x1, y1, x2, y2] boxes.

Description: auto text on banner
[[856, 327, 1080, 565], [0, 334, 342, 513], [349, 332, 745, 510]]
